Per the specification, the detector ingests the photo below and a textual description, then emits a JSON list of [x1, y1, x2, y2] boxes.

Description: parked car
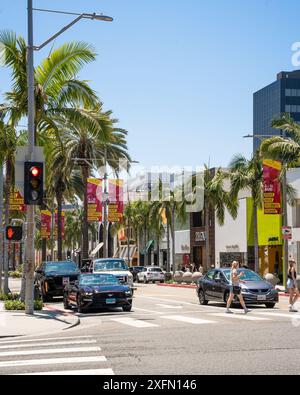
[[129, 266, 145, 282], [35, 261, 80, 302], [196, 268, 279, 308], [63, 273, 133, 313], [93, 258, 134, 289], [136, 267, 165, 284]]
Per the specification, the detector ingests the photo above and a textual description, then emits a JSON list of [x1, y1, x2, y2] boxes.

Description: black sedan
[[63, 273, 133, 313], [197, 268, 279, 308], [35, 261, 80, 302]]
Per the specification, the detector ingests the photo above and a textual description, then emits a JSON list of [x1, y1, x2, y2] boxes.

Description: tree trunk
[[156, 234, 160, 267], [41, 238, 47, 262], [205, 205, 210, 272], [81, 165, 89, 260], [56, 190, 63, 261], [4, 158, 12, 294], [12, 243, 16, 271], [253, 203, 260, 274], [172, 205, 176, 275], [167, 221, 171, 273]]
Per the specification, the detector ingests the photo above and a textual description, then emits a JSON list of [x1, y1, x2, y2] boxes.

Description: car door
[[213, 271, 226, 300], [202, 270, 216, 299]]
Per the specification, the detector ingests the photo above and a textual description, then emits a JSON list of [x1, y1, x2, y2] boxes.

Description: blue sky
[[1, 0, 300, 168]]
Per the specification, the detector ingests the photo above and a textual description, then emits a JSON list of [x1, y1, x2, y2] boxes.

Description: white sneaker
[[226, 309, 233, 314], [290, 306, 298, 313], [244, 308, 251, 314]]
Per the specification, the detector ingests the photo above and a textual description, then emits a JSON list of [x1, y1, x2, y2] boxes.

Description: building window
[[192, 212, 204, 227], [294, 200, 300, 228], [286, 105, 291, 113]]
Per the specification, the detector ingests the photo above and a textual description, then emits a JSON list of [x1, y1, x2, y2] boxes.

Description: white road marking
[[111, 317, 159, 328], [0, 339, 96, 349], [0, 336, 93, 345], [0, 346, 101, 357], [134, 307, 163, 315], [139, 296, 197, 306], [0, 356, 106, 368], [161, 315, 216, 325], [211, 313, 271, 321], [17, 368, 115, 376], [255, 312, 298, 319], [156, 304, 183, 309]]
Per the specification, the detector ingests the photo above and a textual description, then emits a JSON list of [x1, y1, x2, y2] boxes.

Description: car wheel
[[160, 280, 164, 284], [77, 297, 85, 314], [123, 304, 132, 312], [265, 303, 276, 309], [198, 289, 208, 305], [42, 292, 52, 303], [63, 294, 70, 310]]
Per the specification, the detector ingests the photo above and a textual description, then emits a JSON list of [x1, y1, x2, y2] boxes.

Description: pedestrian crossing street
[[0, 336, 115, 376]]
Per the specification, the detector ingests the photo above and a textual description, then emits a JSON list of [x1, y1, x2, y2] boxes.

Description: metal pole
[[103, 148, 108, 258], [0, 164, 3, 292], [25, 0, 36, 315], [50, 205, 54, 260]]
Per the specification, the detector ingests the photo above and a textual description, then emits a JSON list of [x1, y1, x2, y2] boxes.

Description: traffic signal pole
[[0, 164, 3, 292], [25, 0, 36, 315]]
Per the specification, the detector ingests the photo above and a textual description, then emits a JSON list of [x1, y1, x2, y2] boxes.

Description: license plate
[[257, 295, 267, 301], [63, 277, 69, 286], [106, 298, 116, 305]]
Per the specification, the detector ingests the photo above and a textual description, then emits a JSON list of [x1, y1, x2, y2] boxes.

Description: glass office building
[[253, 70, 300, 151]]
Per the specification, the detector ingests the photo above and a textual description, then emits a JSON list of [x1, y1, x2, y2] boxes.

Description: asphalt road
[[1, 283, 300, 375]]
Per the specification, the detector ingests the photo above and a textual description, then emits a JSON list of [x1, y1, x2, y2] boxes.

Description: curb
[[158, 283, 197, 289]]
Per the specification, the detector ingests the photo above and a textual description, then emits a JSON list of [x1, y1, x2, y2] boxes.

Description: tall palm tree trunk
[[81, 165, 89, 260], [4, 158, 12, 294], [253, 203, 260, 274], [205, 204, 210, 272], [56, 190, 63, 261], [41, 238, 47, 262], [167, 221, 171, 273]]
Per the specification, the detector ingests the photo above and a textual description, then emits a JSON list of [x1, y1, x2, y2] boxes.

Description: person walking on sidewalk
[[287, 260, 299, 313], [226, 261, 250, 314]]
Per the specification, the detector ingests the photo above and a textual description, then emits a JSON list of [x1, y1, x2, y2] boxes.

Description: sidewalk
[[0, 302, 79, 338]]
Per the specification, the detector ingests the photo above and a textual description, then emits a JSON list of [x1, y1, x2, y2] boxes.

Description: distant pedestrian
[[287, 260, 299, 313], [226, 261, 250, 314]]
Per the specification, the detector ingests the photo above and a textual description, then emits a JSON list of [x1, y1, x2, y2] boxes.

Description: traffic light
[[24, 162, 44, 205], [5, 226, 23, 242]]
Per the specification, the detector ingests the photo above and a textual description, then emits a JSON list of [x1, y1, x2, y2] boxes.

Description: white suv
[[137, 267, 165, 284], [93, 259, 134, 289]]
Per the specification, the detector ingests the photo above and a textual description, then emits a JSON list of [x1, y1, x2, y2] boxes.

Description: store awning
[[90, 242, 103, 258], [142, 240, 154, 255]]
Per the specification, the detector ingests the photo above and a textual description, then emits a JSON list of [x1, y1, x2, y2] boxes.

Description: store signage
[[263, 160, 282, 215], [226, 245, 240, 253], [87, 179, 103, 223], [195, 231, 206, 242]]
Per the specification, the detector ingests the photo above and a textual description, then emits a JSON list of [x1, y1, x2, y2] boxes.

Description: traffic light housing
[[5, 226, 23, 242], [24, 162, 44, 205]]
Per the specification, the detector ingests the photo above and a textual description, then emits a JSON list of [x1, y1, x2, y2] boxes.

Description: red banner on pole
[[41, 210, 51, 239], [87, 178, 103, 222], [108, 179, 124, 223], [263, 160, 282, 215]]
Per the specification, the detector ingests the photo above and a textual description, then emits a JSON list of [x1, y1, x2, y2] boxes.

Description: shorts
[[230, 286, 241, 295], [287, 279, 297, 289]]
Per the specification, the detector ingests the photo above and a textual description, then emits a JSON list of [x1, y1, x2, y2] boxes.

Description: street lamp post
[[244, 133, 289, 288], [25, 1, 113, 315]]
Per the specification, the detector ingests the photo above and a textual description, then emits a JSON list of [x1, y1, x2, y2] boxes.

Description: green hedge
[[0, 293, 20, 301], [8, 271, 22, 278], [4, 300, 43, 311]]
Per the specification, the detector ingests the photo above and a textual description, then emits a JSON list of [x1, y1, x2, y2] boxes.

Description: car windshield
[[148, 268, 162, 272], [94, 260, 128, 272], [45, 262, 78, 274], [223, 269, 263, 282], [79, 274, 118, 286]]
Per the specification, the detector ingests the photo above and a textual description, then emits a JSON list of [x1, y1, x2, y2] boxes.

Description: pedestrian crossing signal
[[5, 226, 23, 242]]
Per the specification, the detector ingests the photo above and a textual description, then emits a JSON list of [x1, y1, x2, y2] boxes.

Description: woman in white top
[[226, 261, 250, 314]]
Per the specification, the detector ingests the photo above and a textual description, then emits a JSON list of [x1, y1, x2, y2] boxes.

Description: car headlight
[[128, 274, 133, 284], [125, 290, 132, 297], [84, 292, 93, 296], [242, 287, 249, 293]]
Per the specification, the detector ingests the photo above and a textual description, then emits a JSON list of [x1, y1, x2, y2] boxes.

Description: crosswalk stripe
[[17, 368, 115, 376], [161, 315, 216, 325], [211, 313, 271, 321], [0, 340, 97, 350], [156, 304, 183, 309], [0, 356, 106, 368], [0, 336, 93, 345], [0, 346, 101, 357], [255, 312, 297, 319], [111, 317, 159, 328]]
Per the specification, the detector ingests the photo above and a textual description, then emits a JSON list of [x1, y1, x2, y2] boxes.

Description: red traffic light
[[30, 166, 40, 177], [7, 227, 14, 240], [5, 226, 23, 241]]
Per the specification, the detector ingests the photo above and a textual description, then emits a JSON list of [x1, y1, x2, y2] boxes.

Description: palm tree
[[202, 166, 237, 272], [228, 155, 262, 273]]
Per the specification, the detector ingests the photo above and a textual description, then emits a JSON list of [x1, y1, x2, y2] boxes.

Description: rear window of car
[[45, 262, 78, 274], [148, 268, 162, 272]]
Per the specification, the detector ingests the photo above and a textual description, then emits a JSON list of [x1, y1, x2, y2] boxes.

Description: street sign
[[282, 226, 292, 240]]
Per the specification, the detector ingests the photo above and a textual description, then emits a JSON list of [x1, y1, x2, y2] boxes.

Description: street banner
[[263, 160, 282, 215], [41, 210, 51, 239], [9, 189, 26, 212], [108, 179, 124, 223], [54, 210, 65, 237], [88, 178, 103, 222]]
